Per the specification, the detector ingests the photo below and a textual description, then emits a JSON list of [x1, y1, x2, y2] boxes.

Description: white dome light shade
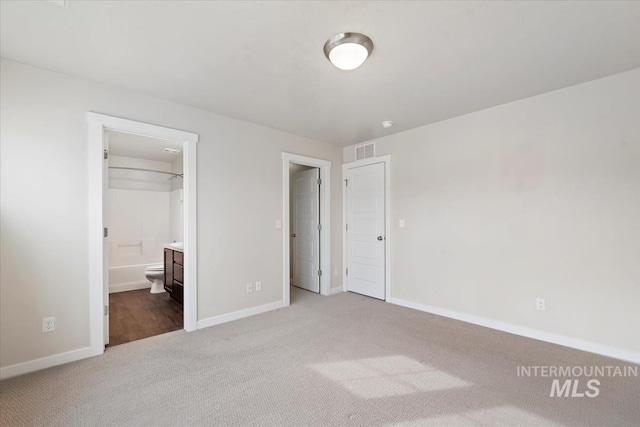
[[329, 43, 369, 70], [324, 33, 373, 71]]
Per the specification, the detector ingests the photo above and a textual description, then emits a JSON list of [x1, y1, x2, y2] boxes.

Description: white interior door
[[346, 162, 385, 299], [292, 168, 320, 293], [103, 132, 110, 345]]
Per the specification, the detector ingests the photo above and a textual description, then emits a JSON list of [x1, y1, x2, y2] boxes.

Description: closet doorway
[[282, 153, 332, 306], [290, 164, 321, 293]]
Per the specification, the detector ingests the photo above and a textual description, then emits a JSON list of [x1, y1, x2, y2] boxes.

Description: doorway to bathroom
[[88, 113, 198, 356], [105, 131, 185, 345]]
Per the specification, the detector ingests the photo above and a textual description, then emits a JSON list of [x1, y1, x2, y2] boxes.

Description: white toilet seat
[[145, 263, 164, 272], [145, 264, 165, 293]]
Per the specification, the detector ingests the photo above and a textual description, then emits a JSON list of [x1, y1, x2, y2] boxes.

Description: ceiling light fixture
[[324, 32, 374, 71], [163, 148, 180, 154]]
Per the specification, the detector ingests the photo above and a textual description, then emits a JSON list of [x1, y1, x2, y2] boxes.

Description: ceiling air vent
[[355, 142, 375, 161]]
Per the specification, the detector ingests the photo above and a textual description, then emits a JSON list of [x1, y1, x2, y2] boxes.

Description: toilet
[[144, 263, 165, 293]]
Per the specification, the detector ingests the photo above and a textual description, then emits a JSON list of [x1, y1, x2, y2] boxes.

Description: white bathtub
[[109, 262, 160, 293]]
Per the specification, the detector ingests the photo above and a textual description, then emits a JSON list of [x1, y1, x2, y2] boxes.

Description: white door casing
[[292, 168, 320, 293], [346, 162, 386, 299], [88, 112, 198, 359], [103, 131, 110, 345], [282, 153, 332, 306]]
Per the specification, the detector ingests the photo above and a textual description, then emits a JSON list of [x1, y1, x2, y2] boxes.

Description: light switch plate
[[399, 219, 405, 228]]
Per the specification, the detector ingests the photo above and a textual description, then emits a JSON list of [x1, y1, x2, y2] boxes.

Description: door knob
[[377, 236, 384, 241], [292, 233, 296, 238]]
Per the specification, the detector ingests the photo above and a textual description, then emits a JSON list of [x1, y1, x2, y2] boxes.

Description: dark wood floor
[[108, 289, 183, 346]]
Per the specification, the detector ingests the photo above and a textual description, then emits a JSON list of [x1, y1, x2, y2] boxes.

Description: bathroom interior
[[107, 130, 184, 346]]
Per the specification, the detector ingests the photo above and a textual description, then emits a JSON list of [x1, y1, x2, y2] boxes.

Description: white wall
[[0, 59, 342, 369], [344, 69, 640, 356], [108, 155, 173, 192], [108, 188, 169, 293], [169, 156, 184, 242], [108, 155, 172, 270], [170, 156, 183, 192], [108, 189, 170, 265], [169, 189, 183, 243]]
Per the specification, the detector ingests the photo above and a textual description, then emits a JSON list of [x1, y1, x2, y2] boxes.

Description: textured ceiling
[[2, 1, 639, 146]]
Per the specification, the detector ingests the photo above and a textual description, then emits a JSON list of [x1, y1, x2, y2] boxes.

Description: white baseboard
[[197, 300, 284, 330], [330, 287, 344, 295], [109, 281, 151, 293], [390, 298, 640, 365], [0, 346, 100, 380]]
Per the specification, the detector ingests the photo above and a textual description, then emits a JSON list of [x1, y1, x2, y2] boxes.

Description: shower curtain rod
[[108, 166, 183, 178]]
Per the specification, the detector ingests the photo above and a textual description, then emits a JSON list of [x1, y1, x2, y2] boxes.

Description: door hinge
[[346, 268, 349, 276], [318, 269, 322, 276], [104, 305, 108, 316], [104, 227, 109, 238], [346, 224, 348, 231], [317, 178, 322, 186], [345, 179, 348, 187], [317, 224, 322, 231], [104, 149, 108, 160]]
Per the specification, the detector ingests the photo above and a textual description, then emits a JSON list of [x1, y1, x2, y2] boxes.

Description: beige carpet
[[1, 288, 638, 426]]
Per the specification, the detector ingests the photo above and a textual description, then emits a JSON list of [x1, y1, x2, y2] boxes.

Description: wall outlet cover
[[42, 316, 55, 333]]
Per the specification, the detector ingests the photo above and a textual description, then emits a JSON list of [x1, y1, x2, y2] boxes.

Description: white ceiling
[[108, 131, 182, 163], [2, 1, 639, 146]]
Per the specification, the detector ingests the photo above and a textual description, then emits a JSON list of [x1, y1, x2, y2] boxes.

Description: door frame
[[282, 153, 331, 305], [342, 155, 392, 301], [87, 112, 199, 356]]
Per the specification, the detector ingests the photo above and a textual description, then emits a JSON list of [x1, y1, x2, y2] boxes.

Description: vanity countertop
[[164, 244, 184, 253]]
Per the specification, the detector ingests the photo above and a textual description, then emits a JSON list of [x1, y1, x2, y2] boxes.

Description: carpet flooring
[[1, 288, 638, 426]]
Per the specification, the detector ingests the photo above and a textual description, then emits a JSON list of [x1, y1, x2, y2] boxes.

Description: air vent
[[355, 142, 375, 161]]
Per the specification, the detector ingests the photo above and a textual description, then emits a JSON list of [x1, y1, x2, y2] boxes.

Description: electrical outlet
[[536, 298, 546, 311], [255, 281, 262, 292], [42, 316, 55, 333], [246, 282, 253, 293]]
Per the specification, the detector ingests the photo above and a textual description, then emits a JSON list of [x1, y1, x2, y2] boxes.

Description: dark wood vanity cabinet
[[164, 249, 174, 293], [164, 248, 184, 304]]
